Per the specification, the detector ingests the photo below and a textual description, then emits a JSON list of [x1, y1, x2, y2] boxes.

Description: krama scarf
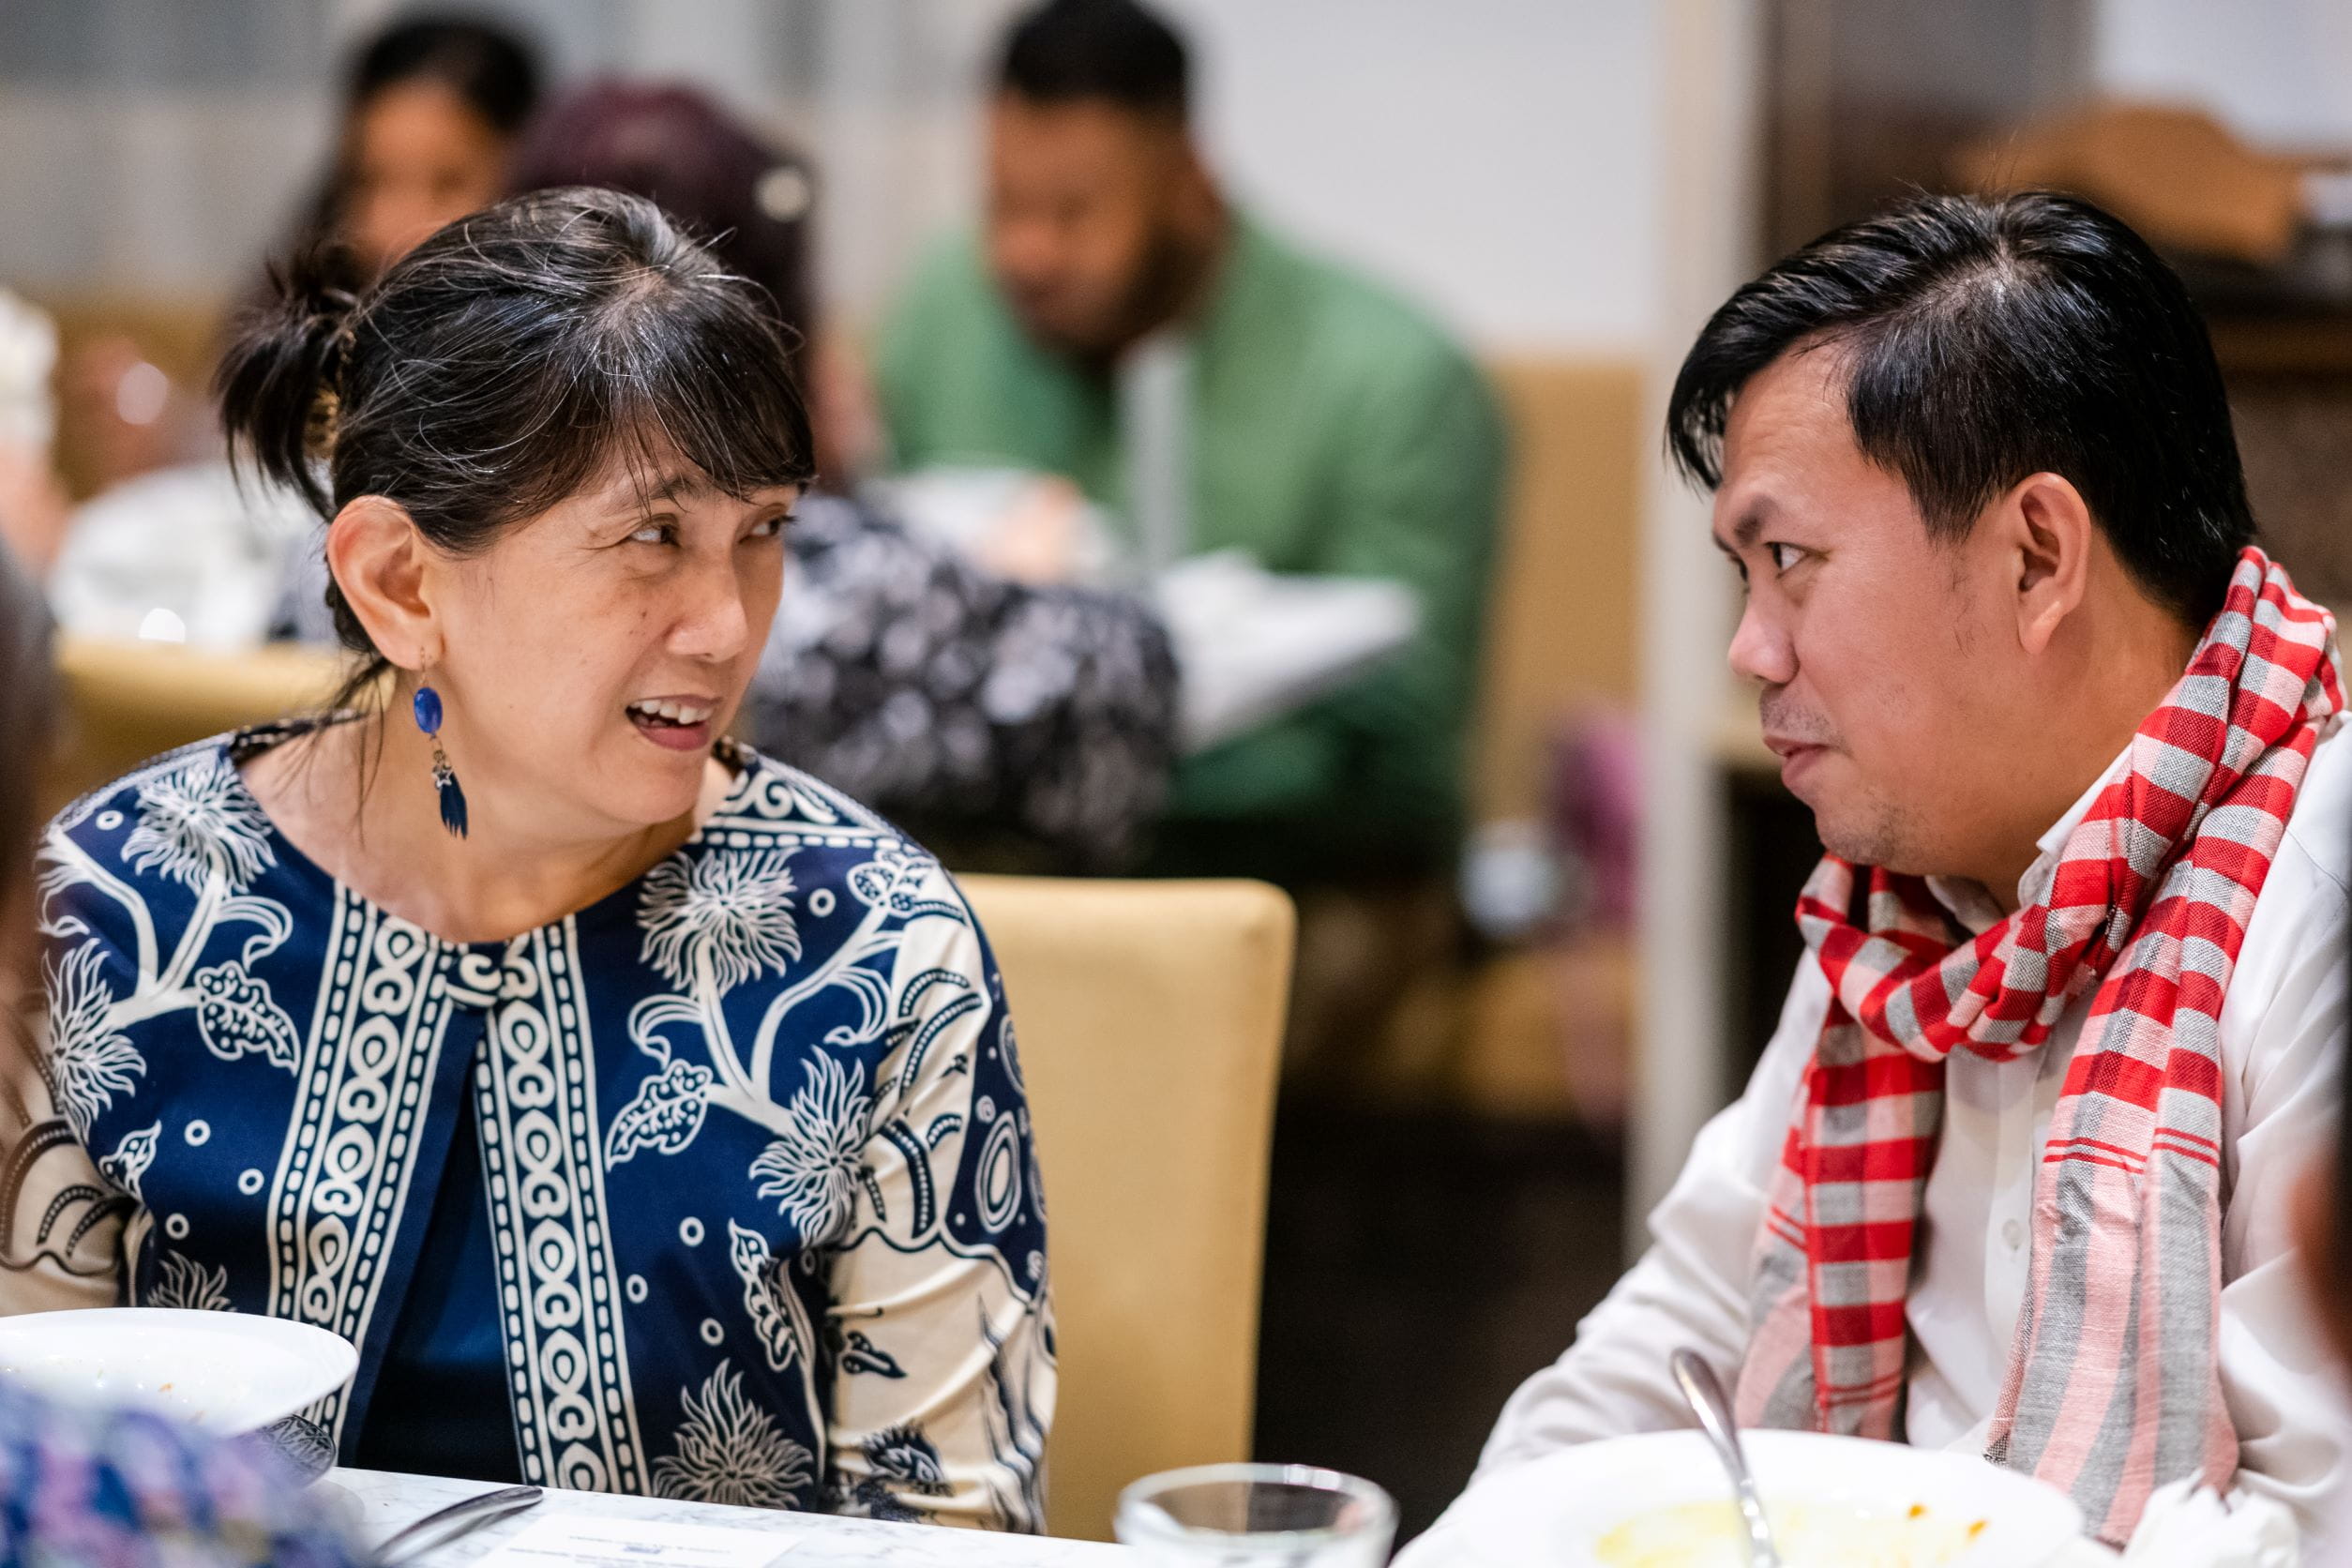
[[1733, 548, 2343, 1544]]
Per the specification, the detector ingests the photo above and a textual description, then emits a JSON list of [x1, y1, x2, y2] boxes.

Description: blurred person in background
[[287, 13, 541, 291], [61, 46, 1173, 867], [0, 541, 361, 1568], [1413, 192, 2352, 1557], [42, 14, 543, 650], [877, 0, 1506, 1065], [493, 82, 1179, 868], [16, 188, 1051, 1527], [0, 292, 69, 579]]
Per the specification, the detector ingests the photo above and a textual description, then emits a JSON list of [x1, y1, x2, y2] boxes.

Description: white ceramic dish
[[0, 1308, 357, 1433], [1448, 1428, 2083, 1568]]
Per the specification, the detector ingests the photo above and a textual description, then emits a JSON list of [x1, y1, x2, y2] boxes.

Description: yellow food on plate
[[1595, 1498, 1990, 1568]]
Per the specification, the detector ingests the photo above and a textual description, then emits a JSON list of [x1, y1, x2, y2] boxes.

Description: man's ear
[[1164, 128, 1221, 234], [325, 495, 438, 671], [2002, 471, 2094, 656]]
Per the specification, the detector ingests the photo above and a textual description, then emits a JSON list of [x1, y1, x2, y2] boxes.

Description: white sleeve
[[2206, 837, 2352, 1544], [1469, 956, 1829, 1477]]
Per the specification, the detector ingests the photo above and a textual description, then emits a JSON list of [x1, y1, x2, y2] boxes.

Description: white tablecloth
[[1395, 1515, 2121, 1567], [324, 1469, 1131, 1566]]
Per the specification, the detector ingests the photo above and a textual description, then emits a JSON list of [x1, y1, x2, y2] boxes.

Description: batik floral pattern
[[864, 1423, 947, 1495], [606, 1057, 715, 1165], [640, 849, 801, 993], [652, 1360, 815, 1509], [727, 1221, 814, 1376], [145, 1251, 232, 1313], [748, 1053, 871, 1244], [95, 1122, 159, 1203], [42, 943, 142, 1138], [192, 962, 300, 1069], [123, 750, 274, 893]]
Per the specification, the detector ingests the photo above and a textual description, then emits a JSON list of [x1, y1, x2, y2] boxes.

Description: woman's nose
[[671, 558, 753, 662], [1726, 598, 1796, 687]]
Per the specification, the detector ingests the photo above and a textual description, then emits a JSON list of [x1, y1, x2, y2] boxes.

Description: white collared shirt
[[1448, 725, 2352, 1547]]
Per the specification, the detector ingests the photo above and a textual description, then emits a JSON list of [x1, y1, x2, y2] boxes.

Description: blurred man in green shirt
[[876, 0, 1505, 895]]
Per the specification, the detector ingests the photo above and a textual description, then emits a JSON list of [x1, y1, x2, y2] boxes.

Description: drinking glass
[[1115, 1463, 1397, 1568]]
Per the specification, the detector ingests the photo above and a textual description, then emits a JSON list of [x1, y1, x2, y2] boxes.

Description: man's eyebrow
[[1712, 504, 1767, 557]]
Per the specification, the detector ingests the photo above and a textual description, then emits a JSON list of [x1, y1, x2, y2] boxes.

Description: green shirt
[[875, 215, 1505, 882]]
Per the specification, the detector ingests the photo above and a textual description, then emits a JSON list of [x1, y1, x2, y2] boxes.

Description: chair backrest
[[1472, 355, 1644, 825], [43, 635, 347, 813], [956, 874, 1294, 1542]]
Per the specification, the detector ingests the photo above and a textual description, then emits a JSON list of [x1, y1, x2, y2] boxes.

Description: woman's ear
[[325, 495, 437, 670], [2002, 471, 2094, 656]]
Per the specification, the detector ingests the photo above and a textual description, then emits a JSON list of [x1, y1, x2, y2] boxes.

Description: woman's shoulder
[[695, 746, 968, 912], [40, 729, 303, 942], [43, 731, 281, 880], [48, 731, 245, 843], [635, 750, 994, 1071], [708, 743, 900, 840]]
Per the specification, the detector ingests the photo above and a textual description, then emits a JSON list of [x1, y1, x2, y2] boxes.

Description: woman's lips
[[626, 697, 718, 753], [630, 712, 713, 751]]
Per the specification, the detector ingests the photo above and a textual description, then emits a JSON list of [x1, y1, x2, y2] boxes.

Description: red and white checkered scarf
[[1732, 548, 2343, 1545]]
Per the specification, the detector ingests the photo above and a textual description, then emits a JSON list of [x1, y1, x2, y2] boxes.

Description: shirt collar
[[1923, 744, 2129, 936]]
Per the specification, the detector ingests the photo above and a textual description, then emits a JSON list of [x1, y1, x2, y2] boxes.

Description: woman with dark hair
[[0, 543, 360, 1566], [300, 14, 541, 285], [493, 83, 1178, 868], [22, 188, 1051, 1528]]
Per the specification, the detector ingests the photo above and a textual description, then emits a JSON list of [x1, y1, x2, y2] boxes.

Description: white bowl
[[1449, 1428, 2084, 1567], [0, 1308, 357, 1434]]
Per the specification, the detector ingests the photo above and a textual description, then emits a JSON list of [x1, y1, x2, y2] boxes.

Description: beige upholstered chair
[[956, 874, 1294, 1542], [43, 636, 348, 811]]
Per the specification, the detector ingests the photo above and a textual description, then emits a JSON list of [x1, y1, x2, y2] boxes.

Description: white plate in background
[[1446, 1428, 2083, 1568], [0, 1308, 357, 1434]]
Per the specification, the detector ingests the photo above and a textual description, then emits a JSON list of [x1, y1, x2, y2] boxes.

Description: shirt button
[[2001, 1219, 2025, 1250]]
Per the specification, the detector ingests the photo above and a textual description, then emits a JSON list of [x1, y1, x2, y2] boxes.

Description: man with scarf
[[1425, 191, 2352, 1553]]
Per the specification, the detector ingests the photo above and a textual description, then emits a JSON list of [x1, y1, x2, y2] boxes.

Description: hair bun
[[215, 246, 359, 519]]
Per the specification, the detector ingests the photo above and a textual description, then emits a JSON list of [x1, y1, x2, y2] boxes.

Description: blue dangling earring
[[413, 682, 468, 839]]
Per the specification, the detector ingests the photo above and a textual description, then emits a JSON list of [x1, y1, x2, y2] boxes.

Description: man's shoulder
[[2223, 718, 2352, 1032], [877, 234, 999, 374], [887, 230, 993, 313], [2276, 718, 2352, 909], [878, 231, 1021, 369], [873, 232, 1071, 468], [1223, 216, 1487, 392]]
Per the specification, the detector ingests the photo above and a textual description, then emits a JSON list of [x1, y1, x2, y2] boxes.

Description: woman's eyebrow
[[608, 471, 713, 511]]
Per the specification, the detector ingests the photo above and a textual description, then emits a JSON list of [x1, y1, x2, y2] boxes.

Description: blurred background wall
[[2099, 0, 2352, 144], [0, 0, 1666, 351]]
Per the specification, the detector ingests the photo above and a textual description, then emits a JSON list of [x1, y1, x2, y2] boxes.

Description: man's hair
[[1666, 190, 2254, 627], [998, 0, 1190, 120]]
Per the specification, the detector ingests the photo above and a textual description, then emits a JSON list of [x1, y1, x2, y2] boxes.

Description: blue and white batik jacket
[[15, 727, 1051, 1529]]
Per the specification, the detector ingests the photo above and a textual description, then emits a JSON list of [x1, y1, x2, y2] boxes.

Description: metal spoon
[[1670, 1348, 1783, 1568]]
